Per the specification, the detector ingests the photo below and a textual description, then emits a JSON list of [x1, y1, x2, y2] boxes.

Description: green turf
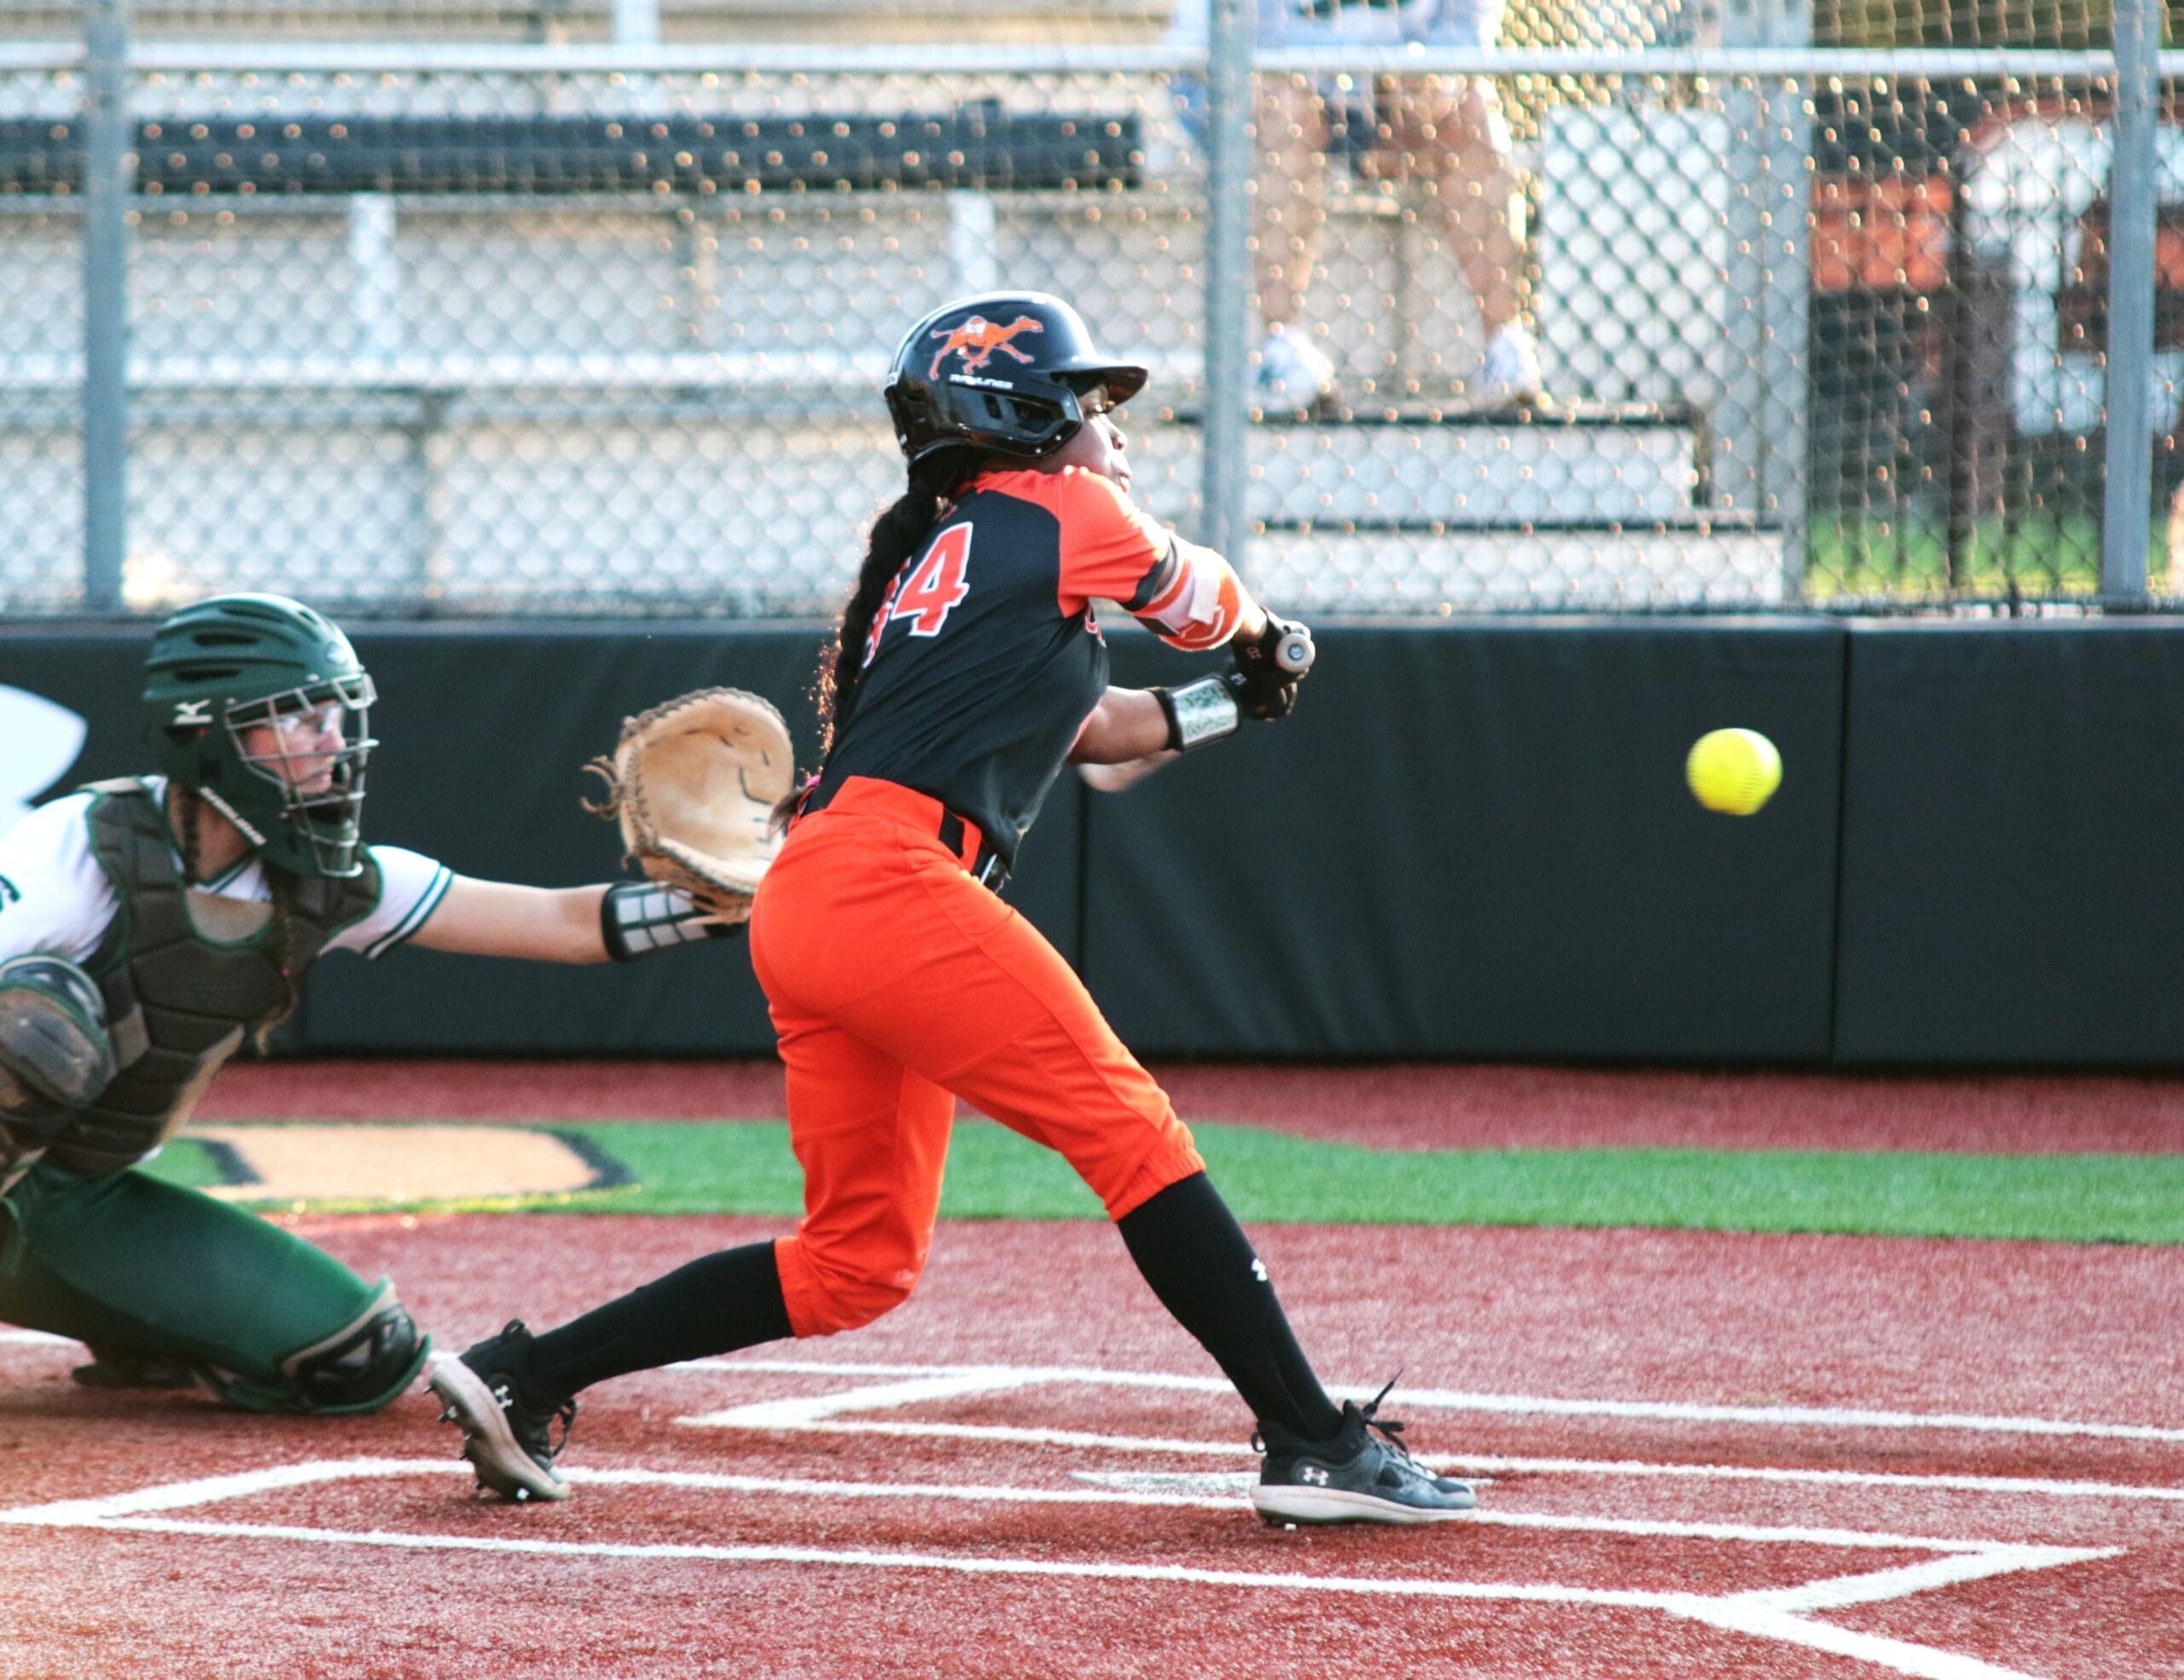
[[139, 1118, 2184, 1243]]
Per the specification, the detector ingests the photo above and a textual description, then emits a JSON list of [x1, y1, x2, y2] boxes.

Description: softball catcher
[[434, 294, 1474, 1526], [0, 593, 746, 1416]]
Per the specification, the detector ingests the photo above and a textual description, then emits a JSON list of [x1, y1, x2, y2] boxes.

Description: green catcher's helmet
[[142, 594, 376, 879]]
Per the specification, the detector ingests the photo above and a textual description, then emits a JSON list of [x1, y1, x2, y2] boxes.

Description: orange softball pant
[[746, 776, 1205, 1340]]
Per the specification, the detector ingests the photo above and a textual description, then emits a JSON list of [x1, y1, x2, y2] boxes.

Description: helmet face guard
[[215, 673, 377, 878], [144, 594, 377, 879], [884, 292, 1149, 467]]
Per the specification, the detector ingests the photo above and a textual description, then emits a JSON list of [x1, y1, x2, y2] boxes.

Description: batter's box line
[[30, 1336, 2173, 1445], [665, 1355, 2184, 1445], [665, 1357, 2184, 1504], [0, 1457, 2121, 1680]]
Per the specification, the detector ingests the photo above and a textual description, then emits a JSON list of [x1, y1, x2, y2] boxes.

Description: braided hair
[[818, 448, 974, 753]]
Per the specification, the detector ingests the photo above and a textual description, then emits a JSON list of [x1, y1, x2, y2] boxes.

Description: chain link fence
[[0, 8, 2174, 618], [1803, 67, 2178, 602]]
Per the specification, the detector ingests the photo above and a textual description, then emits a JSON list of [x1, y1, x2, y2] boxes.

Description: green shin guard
[[2, 1165, 427, 1415]]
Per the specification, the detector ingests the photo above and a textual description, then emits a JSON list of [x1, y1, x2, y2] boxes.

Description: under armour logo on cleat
[[1301, 1466, 1329, 1485], [1251, 1259, 1269, 1282]]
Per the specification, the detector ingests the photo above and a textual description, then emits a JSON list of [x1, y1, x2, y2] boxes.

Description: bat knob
[[1274, 628, 1316, 677]]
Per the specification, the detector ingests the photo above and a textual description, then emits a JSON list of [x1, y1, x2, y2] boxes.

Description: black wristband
[[1153, 675, 1243, 752]]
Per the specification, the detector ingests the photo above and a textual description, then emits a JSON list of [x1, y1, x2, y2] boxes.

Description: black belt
[[937, 808, 1011, 892]]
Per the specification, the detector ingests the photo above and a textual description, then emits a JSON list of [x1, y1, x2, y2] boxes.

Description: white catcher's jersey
[[0, 776, 452, 965]]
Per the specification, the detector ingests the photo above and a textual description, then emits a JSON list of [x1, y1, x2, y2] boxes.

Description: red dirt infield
[[3, 1212, 2180, 1679], [197, 1057, 2184, 1153]]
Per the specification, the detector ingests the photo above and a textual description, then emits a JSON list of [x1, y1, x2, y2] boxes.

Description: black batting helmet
[[883, 292, 1148, 466]]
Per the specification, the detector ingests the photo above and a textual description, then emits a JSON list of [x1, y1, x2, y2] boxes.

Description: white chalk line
[[0, 1456, 2117, 1680], [6, 1331, 2173, 1500], [12, 1334, 2175, 1445], [669, 1358, 2184, 1503], [1074, 1453, 2184, 1503], [1679, 1594, 2077, 1680], [0, 1343, 2158, 1677], [671, 1355, 2151, 1677], [671, 1356, 2184, 1445], [1, 1456, 2076, 1559]]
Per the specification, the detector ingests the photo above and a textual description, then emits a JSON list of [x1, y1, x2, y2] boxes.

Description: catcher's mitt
[[582, 688, 796, 923]]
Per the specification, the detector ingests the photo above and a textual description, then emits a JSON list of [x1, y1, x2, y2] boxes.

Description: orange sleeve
[[1051, 468, 1177, 614]]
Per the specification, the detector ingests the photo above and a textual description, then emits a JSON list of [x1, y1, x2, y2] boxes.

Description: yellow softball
[[1686, 728, 1781, 816]]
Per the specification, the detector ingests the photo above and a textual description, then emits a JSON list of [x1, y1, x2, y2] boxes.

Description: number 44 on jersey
[[866, 524, 973, 663]]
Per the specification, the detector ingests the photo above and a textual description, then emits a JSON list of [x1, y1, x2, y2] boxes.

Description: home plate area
[[5, 1352, 2170, 1680]]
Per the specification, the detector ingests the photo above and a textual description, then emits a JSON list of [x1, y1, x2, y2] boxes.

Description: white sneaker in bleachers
[[1255, 325, 1339, 414]]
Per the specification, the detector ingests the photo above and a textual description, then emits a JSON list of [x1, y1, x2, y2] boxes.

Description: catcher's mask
[[142, 593, 377, 880], [883, 292, 1148, 467]]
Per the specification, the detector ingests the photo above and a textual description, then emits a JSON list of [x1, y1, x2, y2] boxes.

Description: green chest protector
[[48, 780, 379, 1176]]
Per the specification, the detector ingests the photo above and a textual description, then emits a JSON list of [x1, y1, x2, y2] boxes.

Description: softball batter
[[0, 593, 729, 1416], [435, 294, 1475, 1525]]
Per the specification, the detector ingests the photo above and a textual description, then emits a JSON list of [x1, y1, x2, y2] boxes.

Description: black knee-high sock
[[521, 1241, 792, 1401], [1116, 1172, 1344, 1444]]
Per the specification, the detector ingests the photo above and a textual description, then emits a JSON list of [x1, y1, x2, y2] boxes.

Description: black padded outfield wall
[[7, 617, 2184, 1067], [1087, 621, 1847, 1061], [1832, 620, 2184, 1067]]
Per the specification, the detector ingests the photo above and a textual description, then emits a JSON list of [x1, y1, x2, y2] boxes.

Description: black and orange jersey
[[808, 465, 1245, 868]]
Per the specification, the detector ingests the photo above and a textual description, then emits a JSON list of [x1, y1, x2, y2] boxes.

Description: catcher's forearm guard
[[601, 881, 745, 962]]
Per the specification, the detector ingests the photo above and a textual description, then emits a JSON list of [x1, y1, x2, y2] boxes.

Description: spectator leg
[[1253, 75, 1332, 331]]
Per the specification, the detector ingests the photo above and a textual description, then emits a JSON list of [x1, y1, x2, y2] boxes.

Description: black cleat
[[1252, 1381, 1478, 1526], [427, 1321, 577, 1504]]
